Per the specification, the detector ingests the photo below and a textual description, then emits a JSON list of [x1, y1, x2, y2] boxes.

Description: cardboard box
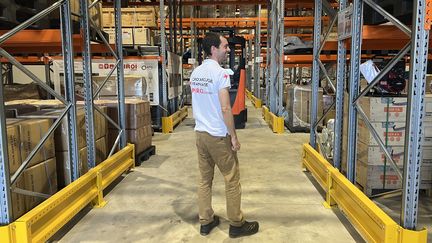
[[426, 75, 432, 94], [11, 178, 26, 220], [126, 125, 152, 154], [286, 85, 323, 128], [105, 28, 134, 45], [135, 8, 157, 27], [134, 27, 151, 45], [95, 136, 107, 166], [357, 141, 432, 166], [95, 99, 151, 129], [56, 137, 106, 187], [50, 0, 102, 29], [90, 106, 108, 140], [22, 158, 57, 210], [356, 161, 432, 193], [358, 96, 408, 122], [108, 125, 152, 155], [20, 106, 107, 151], [8, 119, 55, 168], [358, 119, 432, 146], [6, 122, 21, 174], [56, 146, 87, 188], [102, 7, 156, 27], [358, 96, 432, 122]]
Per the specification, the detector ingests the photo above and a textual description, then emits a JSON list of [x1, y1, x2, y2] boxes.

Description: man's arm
[[219, 87, 240, 151]]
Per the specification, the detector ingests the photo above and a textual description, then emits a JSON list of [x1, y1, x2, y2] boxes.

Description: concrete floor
[[57, 102, 363, 242]]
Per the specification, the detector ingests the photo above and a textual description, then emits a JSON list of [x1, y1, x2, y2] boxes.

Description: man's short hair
[[203, 32, 222, 57]]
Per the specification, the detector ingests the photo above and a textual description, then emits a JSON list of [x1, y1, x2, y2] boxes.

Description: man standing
[[190, 32, 259, 238]]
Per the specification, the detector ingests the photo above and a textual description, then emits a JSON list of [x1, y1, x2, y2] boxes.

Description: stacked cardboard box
[[6, 119, 57, 220], [95, 98, 152, 155], [56, 106, 108, 187], [18, 106, 108, 188], [49, 0, 103, 30], [56, 137, 107, 185], [427, 75, 432, 94], [342, 94, 432, 195], [104, 28, 152, 46], [102, 7, 157, 28], [285, 84, 323, 131]]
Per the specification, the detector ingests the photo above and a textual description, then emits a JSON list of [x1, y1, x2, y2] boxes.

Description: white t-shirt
[[190, 59, 231, 137]]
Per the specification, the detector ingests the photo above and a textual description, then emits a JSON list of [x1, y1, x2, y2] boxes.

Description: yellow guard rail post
[[245, 89, 262, 108], [262, 105, 284, 134], [162, 106, 188, 133], [0, 144, 135, 243], [302, 143, 427, 243]]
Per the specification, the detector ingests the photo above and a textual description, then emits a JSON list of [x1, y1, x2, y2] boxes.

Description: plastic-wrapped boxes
[[285, 84, 323, 132]]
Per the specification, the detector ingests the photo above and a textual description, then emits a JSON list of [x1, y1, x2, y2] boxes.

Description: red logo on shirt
[[191, 88, 210, 94], [223, 74, 229, 79]]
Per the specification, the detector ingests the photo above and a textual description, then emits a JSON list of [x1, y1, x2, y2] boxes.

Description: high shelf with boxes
[[102, 6, 156, 47], [302, 0, 431, 241], [102, 1, 187, 133], [0, 1, 137, 242]]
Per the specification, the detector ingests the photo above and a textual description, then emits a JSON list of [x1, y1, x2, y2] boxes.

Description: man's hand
[[231, 136, 241, 151]]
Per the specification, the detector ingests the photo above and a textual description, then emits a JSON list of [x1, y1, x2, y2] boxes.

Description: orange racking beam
[[102, 0, 337, 8], [322, 25, 432, 50], [160, 16, 328, 29], [0, 29, 116, 54]]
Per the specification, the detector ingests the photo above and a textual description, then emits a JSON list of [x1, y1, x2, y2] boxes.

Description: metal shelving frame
[[160, 0, 168, 115], [310, 0, 337, 150], [253, 4, 261, 99], [267, 0, 284, 115], [310, 0, 430, 233], [0, 0, 127, 226]]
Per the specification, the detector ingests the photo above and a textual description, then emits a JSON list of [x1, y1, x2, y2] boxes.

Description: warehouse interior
[[0, 0, 432, 242]]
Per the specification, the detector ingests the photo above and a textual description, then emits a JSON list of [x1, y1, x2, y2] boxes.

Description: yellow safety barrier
[[245, 89, 252, 100], [0, 144, 135, 243], [162, 106, 188, 133], [245, 89, 262, 108], [302, 144, 427, 243], [262, 106, 284, 134]]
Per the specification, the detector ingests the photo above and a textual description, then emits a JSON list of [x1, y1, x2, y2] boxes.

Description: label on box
[[255, 57, 263, 63]]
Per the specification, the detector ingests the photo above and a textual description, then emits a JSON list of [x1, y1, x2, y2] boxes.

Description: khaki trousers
[[195, 131, 244, 227]]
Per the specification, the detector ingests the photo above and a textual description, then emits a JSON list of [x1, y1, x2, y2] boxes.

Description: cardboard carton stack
[[95, 98, 152, 156], [55, 106, 108, 187], [342, 95, 432, 196], [6, 119, 57, 220], [18, 106, 108, 188], [285, 84, 323, 132]]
